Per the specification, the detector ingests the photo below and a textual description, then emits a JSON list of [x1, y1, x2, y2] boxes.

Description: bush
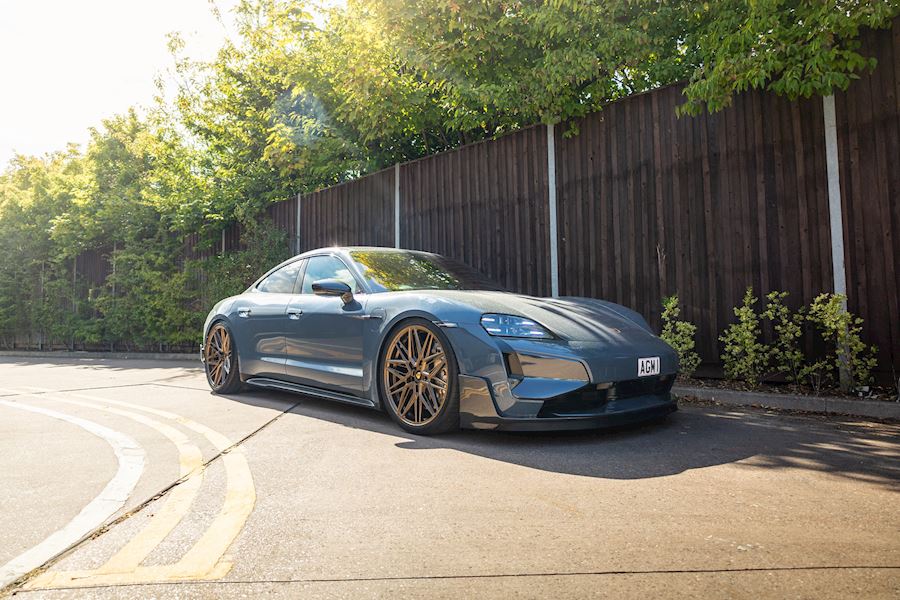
[[761, 291, 805, 383], [761, 291, 831, 395], [719, 288, 878, 394], [719, 287, 772, 388], [91, 242, 199, 350], [660, 294, 701, 378], [805, 293, 878, 392]]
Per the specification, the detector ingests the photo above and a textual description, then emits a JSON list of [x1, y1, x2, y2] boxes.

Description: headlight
[[480, 314, 553, 339]]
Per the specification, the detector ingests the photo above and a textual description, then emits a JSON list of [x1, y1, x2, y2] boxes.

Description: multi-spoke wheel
[[380, 319, 459, 434], [204, 322, 242, 394]]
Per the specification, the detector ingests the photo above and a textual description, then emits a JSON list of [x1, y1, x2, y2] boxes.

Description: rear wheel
[[380, 319, 459, 435], [204, 322, 242, 394]]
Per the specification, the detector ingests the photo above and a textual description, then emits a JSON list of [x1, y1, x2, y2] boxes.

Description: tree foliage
[[680, 0, 900, 114], [0, 0, 896, 349]]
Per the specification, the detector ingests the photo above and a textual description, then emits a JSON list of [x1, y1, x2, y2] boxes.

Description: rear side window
[[300, 255, 359, 294], [257, 261, 303, 294]]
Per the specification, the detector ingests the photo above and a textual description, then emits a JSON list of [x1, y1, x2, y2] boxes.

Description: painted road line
[[0, 399, 145, 589], [11, 391, 207, 575], [23, 389, 256, 589]]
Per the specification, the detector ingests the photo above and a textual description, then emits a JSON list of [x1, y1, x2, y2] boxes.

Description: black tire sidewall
[[379, 318, 459, 435]]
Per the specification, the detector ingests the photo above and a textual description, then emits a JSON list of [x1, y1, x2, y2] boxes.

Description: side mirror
[[311, 279, 353, 304]]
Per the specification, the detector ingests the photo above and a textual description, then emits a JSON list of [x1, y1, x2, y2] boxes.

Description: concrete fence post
[[547, 123, 560, 298], [823, 94, 851, 389]]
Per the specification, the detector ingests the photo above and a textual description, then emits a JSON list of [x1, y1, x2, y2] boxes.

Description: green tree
[[681, 0, 900, 114], [0, 151, 83, 348], [366, 0, 701, 131]]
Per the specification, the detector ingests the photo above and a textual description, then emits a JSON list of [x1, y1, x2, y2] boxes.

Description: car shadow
[[8, 357, 896, 489], [222, 387, 900, 490]]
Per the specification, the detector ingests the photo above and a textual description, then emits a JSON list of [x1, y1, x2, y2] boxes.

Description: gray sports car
[[201, 247, 678, 434]]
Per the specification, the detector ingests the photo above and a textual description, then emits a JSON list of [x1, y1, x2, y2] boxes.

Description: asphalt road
[[0, 357, 897, 599]]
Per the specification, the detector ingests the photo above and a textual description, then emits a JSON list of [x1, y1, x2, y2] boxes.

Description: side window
[[300, 255, 359, 294], [257, 261, 303, 294]]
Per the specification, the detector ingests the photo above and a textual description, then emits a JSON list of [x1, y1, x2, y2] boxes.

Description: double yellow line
[[17, 388, 256, 589]]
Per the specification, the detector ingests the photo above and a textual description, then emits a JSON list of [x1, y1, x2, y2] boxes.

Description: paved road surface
[[0, 358, 897, 598]]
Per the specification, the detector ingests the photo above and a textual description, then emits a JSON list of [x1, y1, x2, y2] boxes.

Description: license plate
[[637, 357, 660, 377]]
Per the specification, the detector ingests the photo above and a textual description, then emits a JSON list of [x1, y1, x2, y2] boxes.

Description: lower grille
[[609, 375, 674, 400], [537, 374, 674, 418]]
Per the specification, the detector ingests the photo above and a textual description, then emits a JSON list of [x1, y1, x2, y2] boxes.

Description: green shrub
[[761, 291, 805, 383], [719, 287, 772, 388], [805, 293, 878, 392], [660, 294, 701, 378], [720, 288, 878, 394], [91, 243, 199, 350], [762, 291, 830, 395]]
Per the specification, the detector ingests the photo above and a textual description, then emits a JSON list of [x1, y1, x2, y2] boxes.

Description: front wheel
[[204, 322, 243, 394], [380, 319, 459, 435]]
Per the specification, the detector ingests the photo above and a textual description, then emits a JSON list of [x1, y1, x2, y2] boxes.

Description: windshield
[[349, 250, 505, 292]]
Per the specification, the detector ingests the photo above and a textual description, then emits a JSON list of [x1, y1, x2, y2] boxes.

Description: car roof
[[295, 246, 437, 259]]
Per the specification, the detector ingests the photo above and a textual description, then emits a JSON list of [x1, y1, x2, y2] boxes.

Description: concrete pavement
[[0, 358, 897, 598]]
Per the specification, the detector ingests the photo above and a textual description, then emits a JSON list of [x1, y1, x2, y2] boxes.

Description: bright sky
[[0, 0, 238, 166]]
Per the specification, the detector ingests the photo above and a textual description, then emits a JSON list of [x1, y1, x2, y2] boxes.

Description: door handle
[[237, 308, 252, 318], [287, 308, 303, 320]]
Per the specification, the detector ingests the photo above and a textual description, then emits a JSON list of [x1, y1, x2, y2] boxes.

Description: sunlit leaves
[[679, 0, 899, 115]]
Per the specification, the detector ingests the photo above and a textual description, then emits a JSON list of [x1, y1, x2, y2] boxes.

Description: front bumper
[[443, 324, 678, 430], [458, 374, 676, 431]]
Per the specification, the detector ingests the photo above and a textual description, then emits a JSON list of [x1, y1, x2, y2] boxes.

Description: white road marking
[[18, 388, 257, 589], [12, 392, 207, 574], [0, 399, 145, 588]]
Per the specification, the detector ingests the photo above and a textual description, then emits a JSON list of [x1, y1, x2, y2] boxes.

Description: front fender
[[200, 298, 238, 357], [366, 310, 455, 407]]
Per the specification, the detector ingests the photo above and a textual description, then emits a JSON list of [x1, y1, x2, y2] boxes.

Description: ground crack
[[2, 399, 303, 597]]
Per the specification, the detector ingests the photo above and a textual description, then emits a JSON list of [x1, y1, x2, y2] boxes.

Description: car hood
[[419, 291, 657, 344]]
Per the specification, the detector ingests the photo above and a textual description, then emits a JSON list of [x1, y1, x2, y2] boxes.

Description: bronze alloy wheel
[[382, 323, 454, 429], [204, 323, 241, 393]]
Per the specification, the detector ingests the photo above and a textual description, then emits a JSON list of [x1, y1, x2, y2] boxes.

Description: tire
[[204, 321, 243, 394], [379, 318, 459, 435]]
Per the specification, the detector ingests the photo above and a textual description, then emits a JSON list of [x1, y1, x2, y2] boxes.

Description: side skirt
[[244, 377, 376, 409]]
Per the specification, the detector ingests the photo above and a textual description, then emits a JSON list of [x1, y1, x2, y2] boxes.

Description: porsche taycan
[[201, 247, 678, 434]]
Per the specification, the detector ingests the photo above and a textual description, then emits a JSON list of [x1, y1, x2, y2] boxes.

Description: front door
[[283, 254, 367, 395]]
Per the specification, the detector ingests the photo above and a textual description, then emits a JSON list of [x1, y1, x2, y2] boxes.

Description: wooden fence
[[71, 22, 898, 375], [833, 23, 900, 380], [554, 85, 836, 362], [287, 22, 899, 375], [398, 125, 552, 296]]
